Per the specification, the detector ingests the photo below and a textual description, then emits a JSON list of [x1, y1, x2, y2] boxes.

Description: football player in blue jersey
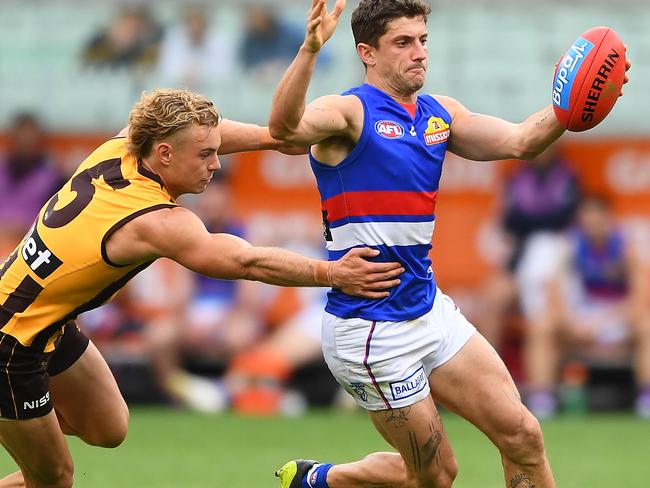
[[270, 1, 630, 488]]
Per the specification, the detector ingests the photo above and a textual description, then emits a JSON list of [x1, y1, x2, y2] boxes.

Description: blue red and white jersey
[[573, 229, 628, 299], [310, 83, 452, 321]]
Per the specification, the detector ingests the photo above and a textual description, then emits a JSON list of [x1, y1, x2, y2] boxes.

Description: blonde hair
[[127, 89, 221, 159]]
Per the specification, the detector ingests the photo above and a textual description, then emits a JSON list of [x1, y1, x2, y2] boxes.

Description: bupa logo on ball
[[375, 120, 405, 139], [553, 37, 595, 110]]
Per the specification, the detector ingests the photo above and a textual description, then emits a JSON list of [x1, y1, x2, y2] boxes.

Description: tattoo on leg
[[434, 446, 443, 468], [384, 407, 411, 428], [422, 427, 443, 467], [408, 431, 422, 472], [510, 472, 536, 488], [407, 421, 443, 473]]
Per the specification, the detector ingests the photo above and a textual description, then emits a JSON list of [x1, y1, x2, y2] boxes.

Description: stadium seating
[[0, 1, 647, 132]]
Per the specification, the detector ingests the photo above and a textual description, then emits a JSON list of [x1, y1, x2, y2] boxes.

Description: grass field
[[2, 408, 649, 487]]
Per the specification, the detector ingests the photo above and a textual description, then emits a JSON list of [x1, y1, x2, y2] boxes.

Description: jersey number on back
[[43, 158, 130, 228]]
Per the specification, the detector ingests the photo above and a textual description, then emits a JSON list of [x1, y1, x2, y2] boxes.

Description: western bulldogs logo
[[423, 116, 450, 146], [349, 382, 368, 401], [375, 120, 405, 139]]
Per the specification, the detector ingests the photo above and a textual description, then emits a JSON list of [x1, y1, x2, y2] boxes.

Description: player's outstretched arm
[[439, 56, 630, 162], [107, 206, 403, 299], [437, 97, 565, 162], [217, 119, 307, 156], [268, 0, 355, 146], [116, 121, 306, 157]]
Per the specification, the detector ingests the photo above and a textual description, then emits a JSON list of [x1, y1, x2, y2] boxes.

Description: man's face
[[10, 120, 45, 160], [578, 202, 612, 242], [373, 16, 429, 94], [163, 123, 221, 196]]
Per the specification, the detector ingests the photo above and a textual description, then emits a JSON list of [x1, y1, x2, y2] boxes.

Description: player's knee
[[84, 405, 129, 448], [419, 455, 457, 488], [408, 454, 458, 488], [426, 460, 457, 488], [497, 409, 545, 465], [100, 409, 129, 448]]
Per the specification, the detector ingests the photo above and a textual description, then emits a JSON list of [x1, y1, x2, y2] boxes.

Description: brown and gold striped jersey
[[0, 137, 176, 352]]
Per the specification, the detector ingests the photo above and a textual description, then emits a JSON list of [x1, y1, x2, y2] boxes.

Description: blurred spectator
[[503, 146, 581, 270], [0, 112, 64, 247], [239, 6, 325, 81], [524, 195, 650, 418], [478, 145, 581, 349], [156, 4, 236, 90], [82, 5, 163, 72]]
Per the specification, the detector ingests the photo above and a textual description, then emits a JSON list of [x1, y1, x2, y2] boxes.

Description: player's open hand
[[303, 0, 346, 54], [331, 248, 404, 299]]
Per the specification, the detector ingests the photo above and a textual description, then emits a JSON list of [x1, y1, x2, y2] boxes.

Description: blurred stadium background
[[1, 0, 650, 486]]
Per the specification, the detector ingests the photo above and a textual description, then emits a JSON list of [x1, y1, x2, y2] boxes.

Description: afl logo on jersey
[[375, 120, 405, 139]]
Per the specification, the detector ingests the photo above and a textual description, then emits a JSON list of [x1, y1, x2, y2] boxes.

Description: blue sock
[[302, 463, 333, 488]]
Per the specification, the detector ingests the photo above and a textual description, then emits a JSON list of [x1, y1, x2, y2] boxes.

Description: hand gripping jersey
[[310, 84, 452, 321], [0, 137, 176, 352]]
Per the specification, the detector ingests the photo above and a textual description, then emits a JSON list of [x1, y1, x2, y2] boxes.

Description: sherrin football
[[552, 26, 626, 132]]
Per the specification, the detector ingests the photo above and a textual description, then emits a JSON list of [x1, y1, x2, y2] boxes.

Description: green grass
[[2, 408, 649, 487]]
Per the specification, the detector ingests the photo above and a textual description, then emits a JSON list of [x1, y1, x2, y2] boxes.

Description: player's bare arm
[[437, 96, 565, 161], [217, 119, 306, 155], [268, 0, 361, 149], [117, 122, 306, 157], [438, 56, 630, 162], [104, 206, 404, 299]]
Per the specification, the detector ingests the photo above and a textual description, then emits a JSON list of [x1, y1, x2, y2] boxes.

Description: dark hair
[[351, 0, 432, 48], [579, 193, 611, 211], [9, 111, 42, 130]]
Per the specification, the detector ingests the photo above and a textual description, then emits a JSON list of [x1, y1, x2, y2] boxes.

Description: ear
[[356, 43, 376, 68], [155, 142, 173, 167]]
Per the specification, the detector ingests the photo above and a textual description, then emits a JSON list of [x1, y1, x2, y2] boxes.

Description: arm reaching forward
[[437, 58, 630, 161], [104, 206, 404, 299], [439, 97, 566, 161], [217, 119, 307, 155]]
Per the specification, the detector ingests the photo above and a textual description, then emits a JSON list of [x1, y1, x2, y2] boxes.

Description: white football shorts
[[321, 288, 476, 411]]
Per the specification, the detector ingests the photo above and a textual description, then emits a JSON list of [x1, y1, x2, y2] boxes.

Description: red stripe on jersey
[[322, 191, 437, 221]]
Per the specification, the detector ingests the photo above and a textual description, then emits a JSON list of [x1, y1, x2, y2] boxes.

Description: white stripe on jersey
[[326, 220, 435, 251]]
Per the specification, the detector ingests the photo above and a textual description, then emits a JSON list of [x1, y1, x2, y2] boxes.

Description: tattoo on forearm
[[509, 472, 536, 487], [312, 106, 333, 114], [535, 108, 553, 126], [385, 407, 411, 428]]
